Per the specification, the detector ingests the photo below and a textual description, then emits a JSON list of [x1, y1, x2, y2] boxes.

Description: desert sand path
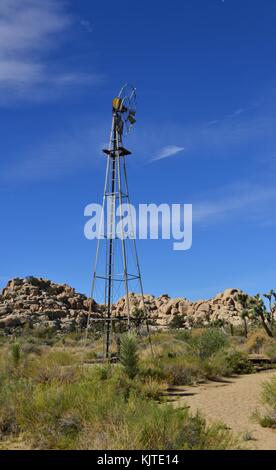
[[173, 370, 276, 450]]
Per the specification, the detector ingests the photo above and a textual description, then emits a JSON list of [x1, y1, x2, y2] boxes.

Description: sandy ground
[[172, 370, 276, 450]]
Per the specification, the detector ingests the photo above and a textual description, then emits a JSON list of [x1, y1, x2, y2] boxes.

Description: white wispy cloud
[[228, 108, 247, 118], [193, 183, 276, 224], [133, 91, 276, 167], [80, 19, 93, 33], [151, 145, 185, 162], [0, 0, 98, 101], [3, 89, 276, 182]]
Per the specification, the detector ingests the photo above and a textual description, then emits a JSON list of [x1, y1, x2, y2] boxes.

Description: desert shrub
[[257, 413, 276, 428], [162, 355, 203, 385], [169, 315, 185, 329], [139, 358, 165, 381], [45, 350, 77, 366], [264, 343, 276, 363], [0, 379, 31, 437], [255, 377, 276, 428], [245, 330, 269, 354], [205, 351, 233, 378], [146, 338, 189, 361], [141, 348, 201, 384], [20, 342, 43, 356], [64, 332, 83, 343], [95, 364, 112, 381], [120, 333, 139, 379], [207, 350, 253, 377], [261, 377, 276, 410], [110, 370, 165, 401], [137, 377, 166, 400], [31, 326, 57, 345], [150, 332, 173, 344], [84, 350, 97, 362], [76, 393, 240, 450], [23, 350, 79, 384], [137, 408, 205, 450], [224, 351, 253, 375], [191, 329, 228, 360], [174, 330, 192, 342]]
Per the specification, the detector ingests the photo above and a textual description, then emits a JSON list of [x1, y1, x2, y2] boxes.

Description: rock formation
[[0, 277, 99, 333], [0, 277, 247, 333], [115, 289, 245, 328]]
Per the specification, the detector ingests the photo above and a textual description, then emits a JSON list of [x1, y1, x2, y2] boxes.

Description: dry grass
[[0, 326, 275, 449], [0, 335, 243, 450]]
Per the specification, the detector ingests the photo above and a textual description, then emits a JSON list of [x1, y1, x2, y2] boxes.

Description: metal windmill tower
[[86, 84, 150, 359]]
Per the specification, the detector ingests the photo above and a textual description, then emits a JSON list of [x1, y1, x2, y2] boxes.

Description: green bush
[[174, 330, 192, 342], [255, 377, 276, 429], [224, 351, 253, 375], [139, 359, 165, 381], [191, 329, 228, 360], [261, 377, 276, 410], [208, 350, 253, 377], [264, 342, 276, 363], [162, 355, 203, 386], [206, 350, 232, 377], [169, 315, 185, 329], [23, 351, 79, 384]]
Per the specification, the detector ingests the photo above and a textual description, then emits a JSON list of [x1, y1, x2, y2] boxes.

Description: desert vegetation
[[0, 322, 276, 450], [254, 377, 276, 429]]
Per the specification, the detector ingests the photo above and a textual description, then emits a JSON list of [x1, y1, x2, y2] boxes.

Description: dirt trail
[[172, 370, 276, 450]]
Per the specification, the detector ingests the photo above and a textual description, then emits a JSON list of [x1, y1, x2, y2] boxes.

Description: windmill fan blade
[[116, 83, 137, 135], [127, 114, 136, 125]]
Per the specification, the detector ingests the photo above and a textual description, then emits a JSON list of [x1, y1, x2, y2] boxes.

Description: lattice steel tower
[[86, 84, 149, 358]]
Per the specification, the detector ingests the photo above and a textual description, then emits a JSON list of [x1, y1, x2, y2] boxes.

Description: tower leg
[[106, 152, 116, 359], [116, 131, 131, 329]]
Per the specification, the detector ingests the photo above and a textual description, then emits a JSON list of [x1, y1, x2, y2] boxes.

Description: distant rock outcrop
[[0, 277, 99, 333], [0, 277, 248, 333], [115, 288, 245, 328]]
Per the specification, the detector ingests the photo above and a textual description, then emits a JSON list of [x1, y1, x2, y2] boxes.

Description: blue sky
[[0, 0, 276, 301]]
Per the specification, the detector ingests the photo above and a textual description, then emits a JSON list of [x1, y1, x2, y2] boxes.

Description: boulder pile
[[0, 277, 246, 333], [0, 277, 99, 333], [115, 288, 245, 328]]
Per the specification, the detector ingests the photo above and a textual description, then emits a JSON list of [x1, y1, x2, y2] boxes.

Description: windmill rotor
[[112, 83, 137, 136]]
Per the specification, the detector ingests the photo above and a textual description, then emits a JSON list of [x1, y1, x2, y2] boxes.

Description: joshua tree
[[237, 292, 274, 338], [263, 289, 276, 330], [237, 293, 251, 338], [240, 309, 249, 338], [273, 291, 276, 329], [251, 294, 273, 338]]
